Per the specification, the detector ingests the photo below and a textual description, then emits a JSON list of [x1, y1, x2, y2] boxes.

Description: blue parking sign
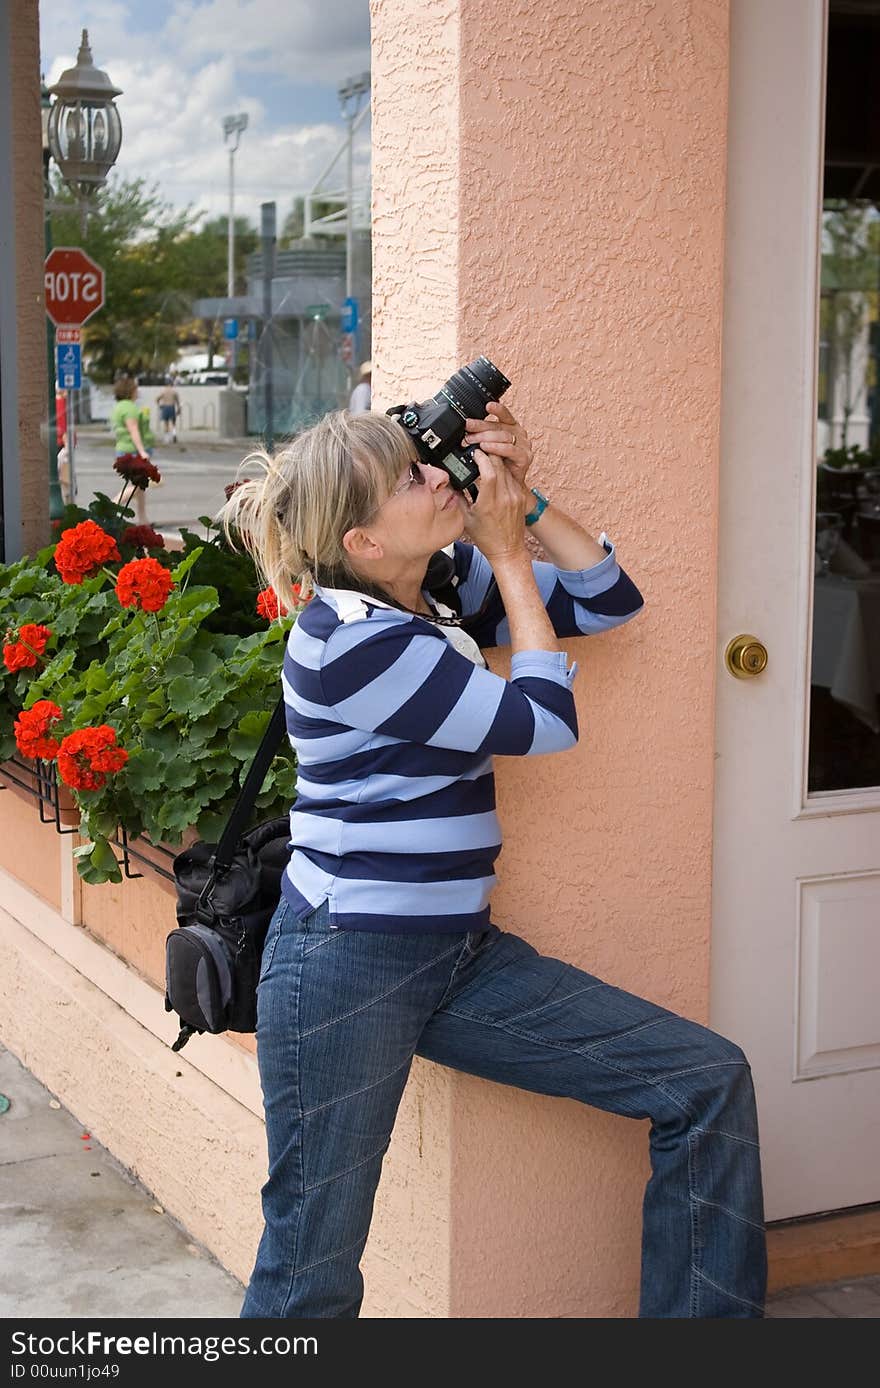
[[341, 297, 358, 335], [223, 318, 239, 340], [56, 342, 81, 390]]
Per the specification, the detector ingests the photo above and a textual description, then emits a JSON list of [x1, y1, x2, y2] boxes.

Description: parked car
[[186, 370, 230, 386]]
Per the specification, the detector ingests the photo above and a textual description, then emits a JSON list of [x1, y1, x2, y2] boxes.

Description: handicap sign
[[223, 317, 239, 340], [341, 296, 358, 334], [56, 341, 81, 391]]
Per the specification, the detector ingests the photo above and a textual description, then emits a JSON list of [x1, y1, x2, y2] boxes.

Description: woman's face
[[366, 457, 466, 564]]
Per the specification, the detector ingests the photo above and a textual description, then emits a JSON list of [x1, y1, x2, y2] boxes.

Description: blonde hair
[[218, 410, 416, 610]]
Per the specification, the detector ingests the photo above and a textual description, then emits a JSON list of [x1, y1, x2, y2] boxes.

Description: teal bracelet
[[524, 487, 550, 526]]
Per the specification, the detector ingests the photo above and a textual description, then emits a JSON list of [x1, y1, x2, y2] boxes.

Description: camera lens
[[439, 356, 511, 420]]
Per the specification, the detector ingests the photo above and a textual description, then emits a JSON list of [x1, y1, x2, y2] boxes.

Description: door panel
[[713, 0, 880, 1219]]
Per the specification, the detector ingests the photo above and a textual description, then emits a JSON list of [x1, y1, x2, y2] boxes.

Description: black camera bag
[[165, 697, 289, 1051]]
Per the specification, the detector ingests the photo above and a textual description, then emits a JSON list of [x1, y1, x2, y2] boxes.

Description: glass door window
[[808, 0, 880, 793]]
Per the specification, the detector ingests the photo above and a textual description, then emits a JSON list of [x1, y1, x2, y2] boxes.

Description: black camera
[[386, 355, 511, 497]]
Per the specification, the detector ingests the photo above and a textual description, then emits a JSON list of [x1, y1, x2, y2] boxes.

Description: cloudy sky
[[40, 0, 372, 231]]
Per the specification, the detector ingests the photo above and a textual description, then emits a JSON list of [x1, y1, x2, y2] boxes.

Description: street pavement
[[68, 427, 259, 538], [0, 1044, 245, 1318]]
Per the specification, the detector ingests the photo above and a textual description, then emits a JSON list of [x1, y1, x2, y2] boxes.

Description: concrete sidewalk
[[0, 1044, 245, 1318]]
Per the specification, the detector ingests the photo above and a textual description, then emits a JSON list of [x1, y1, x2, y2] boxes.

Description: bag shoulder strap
[[214, 696, 287, 873]]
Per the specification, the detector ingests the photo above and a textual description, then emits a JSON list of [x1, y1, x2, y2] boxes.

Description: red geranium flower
[[113, 453, 162, 488], [3, 623, 52, 672], [54, 520, 120, 584], [14, 700, 64, 760], [115, 557, 175, 613], [256, 587, 289, 620], [120, 524, 166, 551], [57, 726, 128, 791]]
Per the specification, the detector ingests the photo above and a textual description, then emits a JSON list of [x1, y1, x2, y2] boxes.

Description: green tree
[[49, 177, 258, 381], [50, 176, 195, 380], [821, 202, 880, 448]]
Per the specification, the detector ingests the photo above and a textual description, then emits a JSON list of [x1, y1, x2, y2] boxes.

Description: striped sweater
[[281, 536, 643, 932]]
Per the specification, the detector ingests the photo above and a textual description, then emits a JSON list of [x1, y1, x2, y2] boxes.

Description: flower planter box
[[0, 761, 64, 910], [0, 756, 80, 828]]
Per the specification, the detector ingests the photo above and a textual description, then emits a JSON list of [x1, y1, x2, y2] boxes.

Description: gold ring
[[511, 433, 517, 446]]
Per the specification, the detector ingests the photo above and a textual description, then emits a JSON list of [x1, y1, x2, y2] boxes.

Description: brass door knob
[[725, 634, 768, 679]]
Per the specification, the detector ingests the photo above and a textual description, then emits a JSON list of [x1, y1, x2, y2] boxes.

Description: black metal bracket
[[112, 824, 177, 884]]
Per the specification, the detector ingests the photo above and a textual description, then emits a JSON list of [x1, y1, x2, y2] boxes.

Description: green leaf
[[189, 647, 222, 678], [84, 663, 111, 692], [228, 708, 271, 760], [123, 753, 166, 793], [195, 810, 227, 842], [157, 794, 196, 835], [169, 546, 204, 584], [164, 655, 194, 681], [75, 834, 122, 885], [162, 758, 198, 791]]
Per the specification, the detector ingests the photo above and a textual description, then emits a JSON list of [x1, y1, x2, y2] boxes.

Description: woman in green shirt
[[109, 376, 155, 524]]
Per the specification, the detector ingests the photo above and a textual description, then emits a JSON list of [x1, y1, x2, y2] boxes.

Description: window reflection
[[808, 0, 880, 794]]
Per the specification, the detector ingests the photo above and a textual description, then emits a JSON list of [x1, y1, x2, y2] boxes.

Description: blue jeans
[[241, 898, 766, 1319]]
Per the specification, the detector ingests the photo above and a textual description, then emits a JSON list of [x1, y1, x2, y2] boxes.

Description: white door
[[712, 0, 880, 1220]]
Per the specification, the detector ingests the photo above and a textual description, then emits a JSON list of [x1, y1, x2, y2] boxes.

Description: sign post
[[223, 317, 239, 376], [44, 249, 105, 511], [55, 329, 82, 503]]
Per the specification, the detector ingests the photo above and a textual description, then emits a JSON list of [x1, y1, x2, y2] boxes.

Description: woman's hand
[[463, 400, 533, 491], [461, 446, 530, 562]]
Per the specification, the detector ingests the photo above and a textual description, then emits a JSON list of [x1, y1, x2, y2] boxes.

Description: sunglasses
[[388, 460, 426, 499]]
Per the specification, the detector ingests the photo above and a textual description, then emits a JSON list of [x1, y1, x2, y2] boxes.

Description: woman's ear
[[342, 526, 383, 562]]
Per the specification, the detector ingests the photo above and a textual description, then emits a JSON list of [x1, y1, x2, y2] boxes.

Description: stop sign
[[44, 247, 105, 327]]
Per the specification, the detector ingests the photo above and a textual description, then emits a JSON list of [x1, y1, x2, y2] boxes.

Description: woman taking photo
[[223, 398, 766, 1319]]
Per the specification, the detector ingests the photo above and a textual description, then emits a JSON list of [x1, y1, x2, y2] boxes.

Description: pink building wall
[[371, 0, 729, 1315], [8, 0, 48, 553]]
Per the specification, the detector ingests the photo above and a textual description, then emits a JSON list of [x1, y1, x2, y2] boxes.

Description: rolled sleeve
[[555, 533, 619, 597], [511, 648, 578, 689]]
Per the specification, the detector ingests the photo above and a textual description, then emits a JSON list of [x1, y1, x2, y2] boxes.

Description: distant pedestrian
[[349, 360, 372, 414], [109, 376, 156, 525], [55, 390, 76, 506], [156, 379, 182, 443]]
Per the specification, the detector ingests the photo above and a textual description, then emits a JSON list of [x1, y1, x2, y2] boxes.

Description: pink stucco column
[[370, 0, 729, 1316]]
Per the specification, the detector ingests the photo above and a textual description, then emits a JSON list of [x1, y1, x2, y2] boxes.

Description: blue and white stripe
[[281, 537, 643, 933]]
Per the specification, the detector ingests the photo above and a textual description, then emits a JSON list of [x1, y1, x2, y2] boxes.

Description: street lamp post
[[40, 80, 62, 521], [223, 112, 248, 377], [47, 30, 122, 235], [42, 30, 122, 519], [337, 73, 370, 390]]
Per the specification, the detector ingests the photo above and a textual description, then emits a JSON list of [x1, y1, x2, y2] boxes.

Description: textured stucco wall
[[373, 0, 728, 1316], [8, 0, 49, 553]]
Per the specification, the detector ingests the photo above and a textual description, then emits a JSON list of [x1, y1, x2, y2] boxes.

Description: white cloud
[[41, 0, 371, 229], [164, 0, 370, 81], [41, 1, 133, 76]]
